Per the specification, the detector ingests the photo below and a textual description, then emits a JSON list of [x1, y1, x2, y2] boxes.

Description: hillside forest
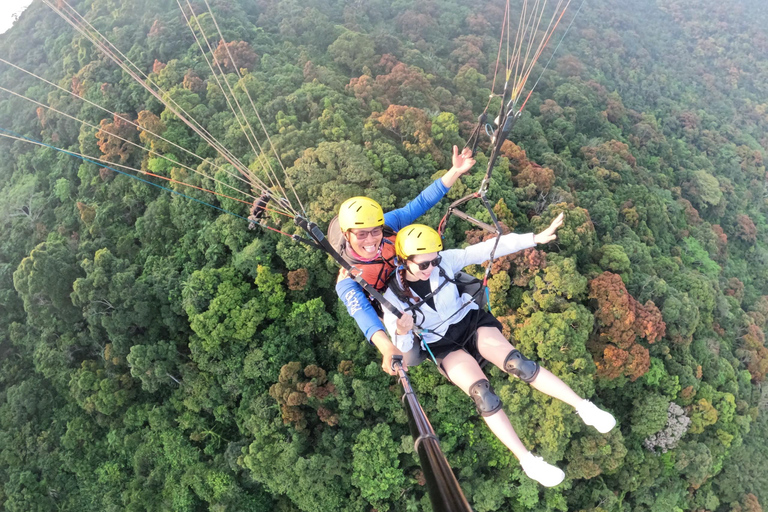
[[0, 0, 767, 511]]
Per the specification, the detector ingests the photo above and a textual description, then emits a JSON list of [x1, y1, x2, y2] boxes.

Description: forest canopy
[[0, 0, 767, 511]]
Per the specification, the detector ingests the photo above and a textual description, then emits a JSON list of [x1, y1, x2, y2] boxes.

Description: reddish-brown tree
[[500, 140, 528, 169], [555, 55, 585, 77], [96, 114, 138, 163], [736, 324, 768, 382], [287, 269, 309, 291], [582, 140, 637, 172], [349, 61, 433, 109], [269, 362, 338, 430], [71, 75, 85, 97], [466, 13, 491, 34], [450, 35, 485, 72], [712, 224, 728, 259], [515, 162, 556, 194], [369, 105, 441, 160], [136, 110, 166, 154], [725, 278, 745, 302], [213, 40, 259, 72], [736, 214, 757, 244], [182, 69, 205, 93], [589, 272, 665, 380], [679, 198, 702, 225]]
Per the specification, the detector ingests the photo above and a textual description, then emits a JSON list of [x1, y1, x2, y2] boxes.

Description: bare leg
[[475, 326, 583, 408], [442, 347, 567, 486], [441, 349, 529, 459]]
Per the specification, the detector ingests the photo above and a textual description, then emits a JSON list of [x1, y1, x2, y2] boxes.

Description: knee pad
[[504, 349, 540, 383], [468, 379, 502, 417]]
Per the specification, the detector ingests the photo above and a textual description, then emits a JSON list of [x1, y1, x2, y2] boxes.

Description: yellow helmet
[[338, 197, 385, 231], [395, 224, 443, 260]]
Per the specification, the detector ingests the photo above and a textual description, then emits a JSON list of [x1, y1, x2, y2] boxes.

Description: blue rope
[[0, 126, 251, 223], [422, 339, 439, 367]]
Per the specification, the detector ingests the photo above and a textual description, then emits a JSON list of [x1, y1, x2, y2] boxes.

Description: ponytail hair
[[397, 264, 420, 305]]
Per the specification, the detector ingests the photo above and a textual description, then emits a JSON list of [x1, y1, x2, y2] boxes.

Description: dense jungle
[[0, 0, 767, 510]]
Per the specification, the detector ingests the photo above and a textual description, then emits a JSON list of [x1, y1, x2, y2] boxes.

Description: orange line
[[518, 5, 570, 111], [144, 171, 251, 204]]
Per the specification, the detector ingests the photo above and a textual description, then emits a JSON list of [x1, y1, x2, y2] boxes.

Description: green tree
[[631, 393, 670, 438], [328, 30, 376, 73], [352, 423, 405, 508]]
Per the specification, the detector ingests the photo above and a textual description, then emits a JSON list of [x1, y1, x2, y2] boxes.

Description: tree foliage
[[1, 0, 767, 510]]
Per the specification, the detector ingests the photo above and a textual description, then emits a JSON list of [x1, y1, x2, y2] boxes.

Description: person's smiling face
[[406, 252, 440, 281], [346, 226, 384, 258]]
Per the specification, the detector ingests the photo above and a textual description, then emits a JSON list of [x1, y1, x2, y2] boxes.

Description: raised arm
[[384, 146, 475, 231], [444, 213, 565, 273], [444, 233, 536, 272], [440, 146, 476, 188]]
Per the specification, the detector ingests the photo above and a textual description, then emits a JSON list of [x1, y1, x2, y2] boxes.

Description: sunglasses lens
[[416, 256, 441, 270]]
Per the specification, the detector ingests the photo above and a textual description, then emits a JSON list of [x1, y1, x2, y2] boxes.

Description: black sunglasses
[[411, 255, 442, 271]]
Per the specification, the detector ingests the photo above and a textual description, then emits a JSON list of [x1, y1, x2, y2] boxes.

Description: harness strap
[[391, 265, 487, 326], [295, 216, 402, 318]]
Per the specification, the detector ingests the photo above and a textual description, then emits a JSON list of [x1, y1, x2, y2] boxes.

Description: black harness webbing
[[295, 216, 402, 319]]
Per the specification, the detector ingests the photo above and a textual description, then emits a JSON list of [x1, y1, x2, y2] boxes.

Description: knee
[[503, 349, 540, 383], [468, 379, 502, 417]]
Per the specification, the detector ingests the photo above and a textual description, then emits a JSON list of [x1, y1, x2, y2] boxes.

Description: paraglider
[[0, 0, 589, 502], [329, 146, 476, 373], [381, 221, 616, 487]]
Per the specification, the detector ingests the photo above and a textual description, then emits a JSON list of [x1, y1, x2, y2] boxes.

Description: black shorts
[[424, 308, 503, 364]]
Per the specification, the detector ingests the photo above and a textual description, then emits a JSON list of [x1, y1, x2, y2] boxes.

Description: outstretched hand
[[451, 145, 476, 175], [533, 212, 564, 245], [441, 145, 477, 188]]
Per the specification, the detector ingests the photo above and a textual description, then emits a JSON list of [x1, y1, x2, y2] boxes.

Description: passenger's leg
[[441, 349, 564, 486], [475, 326, 616, 432], [475, 326, 583, 407], [441, 349, 527, 458]]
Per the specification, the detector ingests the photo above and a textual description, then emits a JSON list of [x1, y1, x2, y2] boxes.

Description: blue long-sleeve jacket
[[335, 178, 449, 341]]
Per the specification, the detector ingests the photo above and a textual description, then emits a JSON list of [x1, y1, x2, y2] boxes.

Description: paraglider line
[[520, 0, 586, 112], [0, 126, 269, 227]]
